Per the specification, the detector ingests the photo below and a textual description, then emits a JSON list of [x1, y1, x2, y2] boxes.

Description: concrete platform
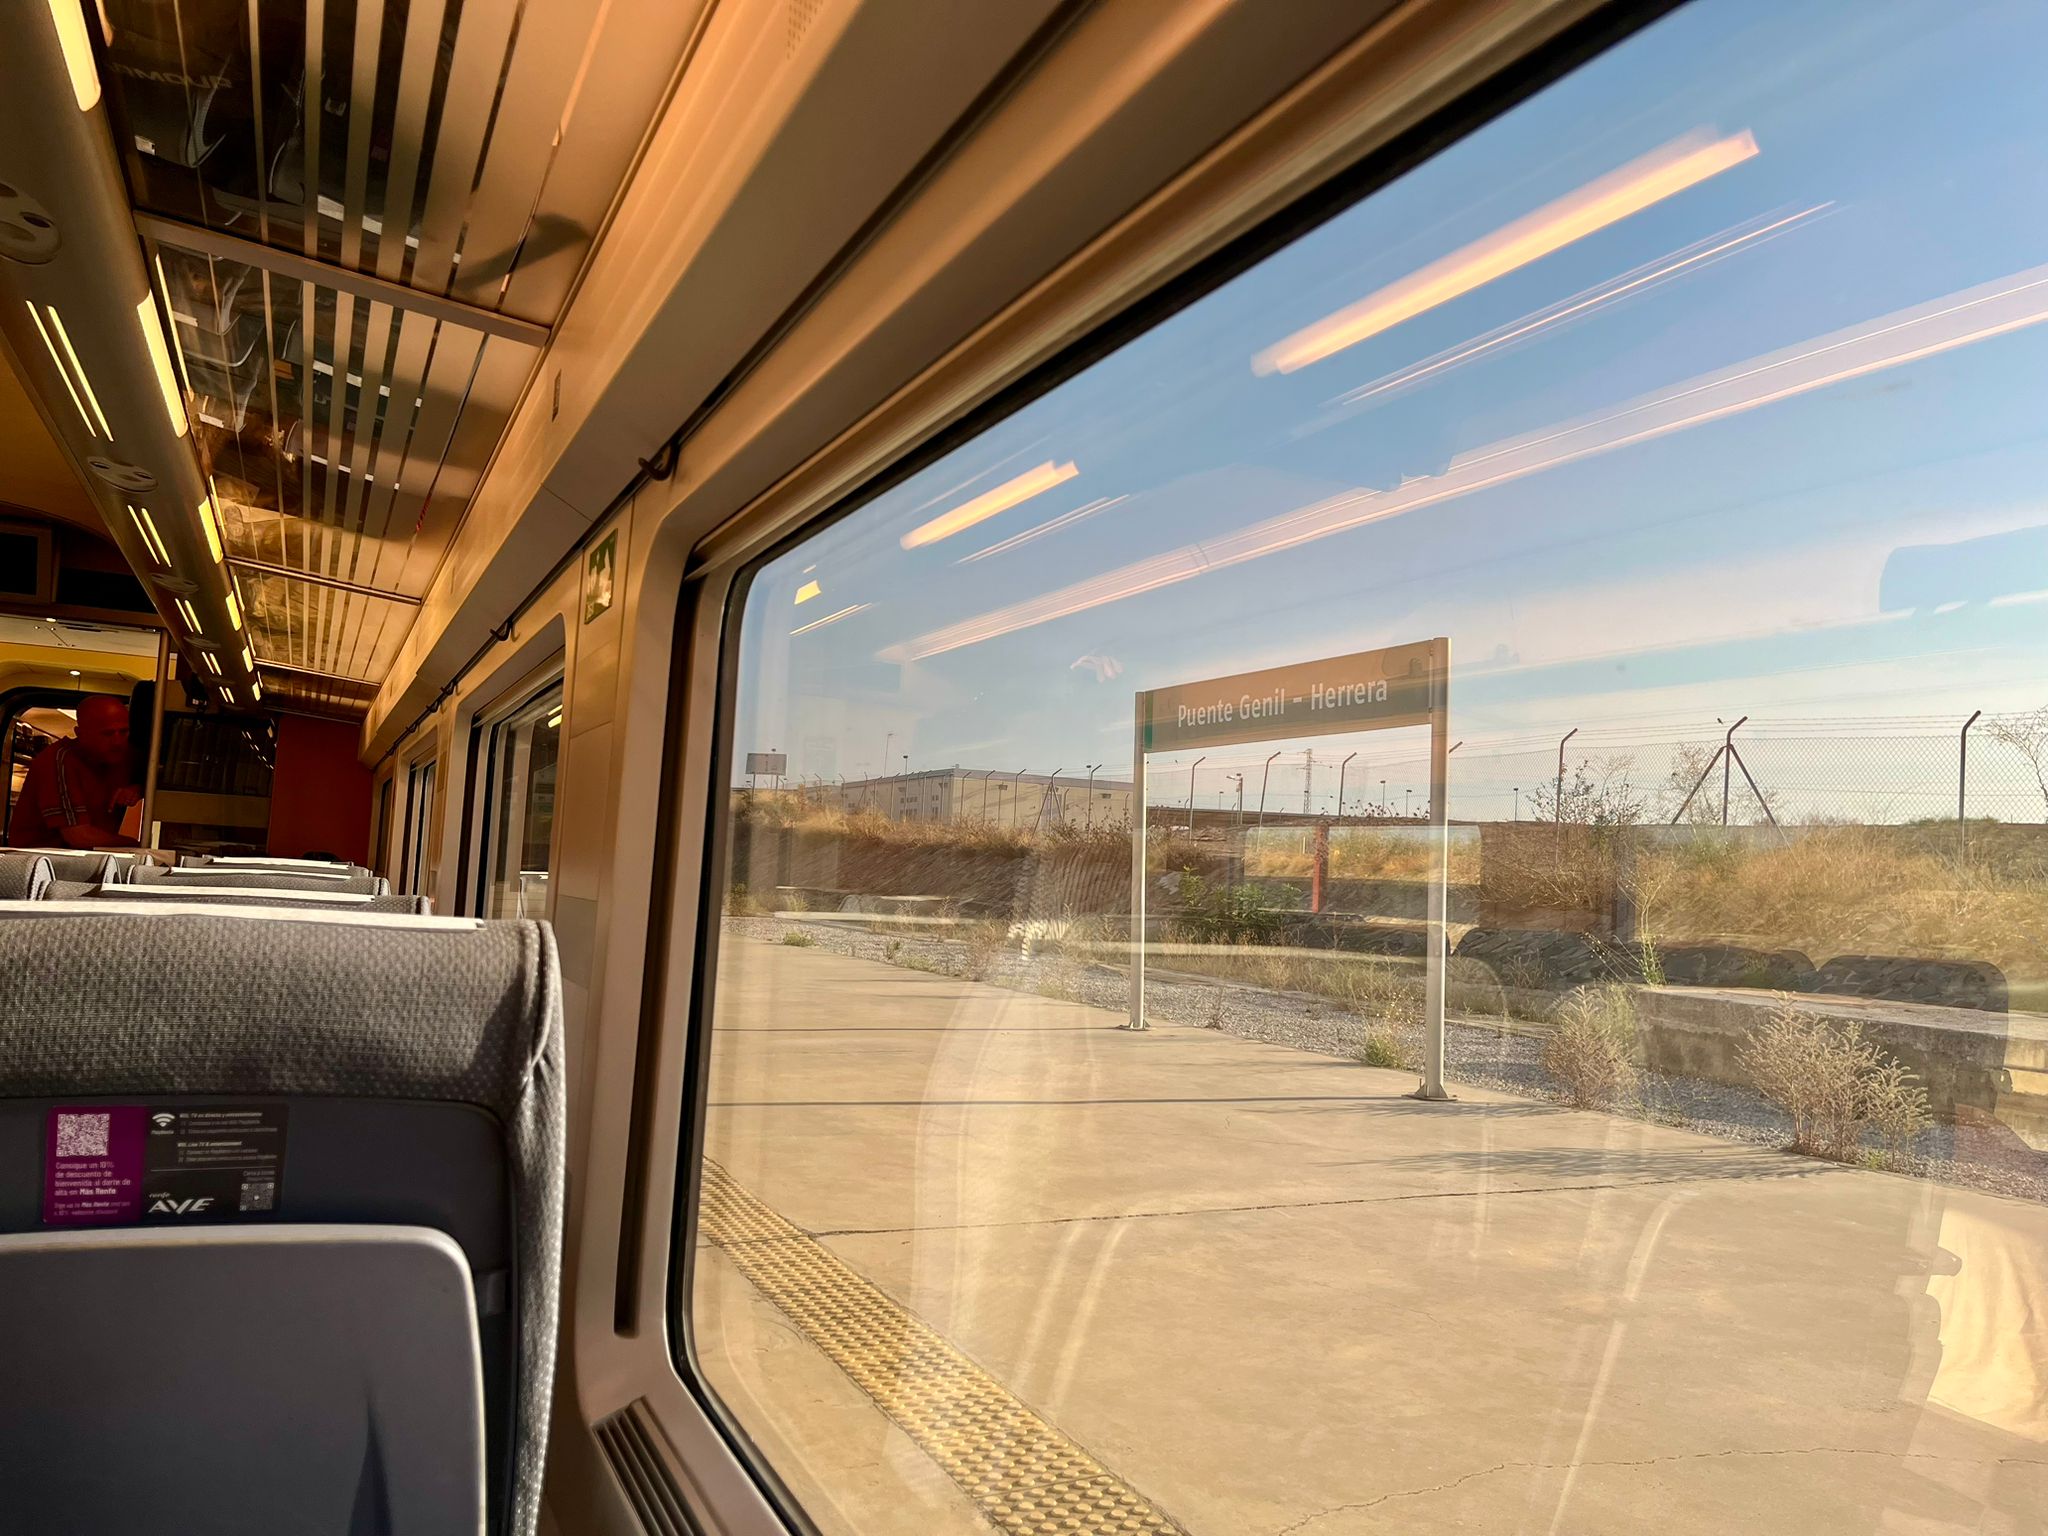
[[691, 939, 2048, 1536]]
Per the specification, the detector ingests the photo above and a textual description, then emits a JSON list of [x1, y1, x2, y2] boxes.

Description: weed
[[960, 924, 1008, 980], [1035, 956, 1087, 1003], [1737, 1003, 1930, 1163], [1206, 986, 1227, 1029], [780, 929, 816, 948], [1542, 985, 1640, 1109], [1355, 1028, 1419, 1071], [884, 939, 903, 961], [901, 954, 950, 975]]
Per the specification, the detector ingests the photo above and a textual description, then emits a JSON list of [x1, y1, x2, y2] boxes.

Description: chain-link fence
[[1149, 719, 2048, 827]]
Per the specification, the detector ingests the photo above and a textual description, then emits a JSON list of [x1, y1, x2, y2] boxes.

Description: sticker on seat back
[[43, 1105, 289, 1225]]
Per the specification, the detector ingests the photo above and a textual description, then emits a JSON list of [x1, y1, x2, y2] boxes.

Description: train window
[[477, 682, 564, 919], [684, 4, 2048, 1535], [399, 757, 436, 898], [370, 776, 395, 880]]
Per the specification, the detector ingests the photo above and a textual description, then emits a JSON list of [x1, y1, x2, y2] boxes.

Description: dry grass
[[1737, 1001, 1931, 1164], [1638, 827, 2047, 980], [1243, 828, 1481, 884], [1542, 985, 1639, 1108]]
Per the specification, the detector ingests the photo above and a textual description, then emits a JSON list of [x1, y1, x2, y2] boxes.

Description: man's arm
[[56, 821, 130, 849]]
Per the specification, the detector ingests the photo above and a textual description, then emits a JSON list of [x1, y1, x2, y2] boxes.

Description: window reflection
[[692, 3, 2048, 1533], [481, 687, 561, 919]]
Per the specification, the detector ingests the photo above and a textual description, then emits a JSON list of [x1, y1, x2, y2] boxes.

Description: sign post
[[1127, 639, 1452, 1099]]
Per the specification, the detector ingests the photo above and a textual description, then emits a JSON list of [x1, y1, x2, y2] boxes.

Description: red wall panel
[[266, 715, 372, 863]]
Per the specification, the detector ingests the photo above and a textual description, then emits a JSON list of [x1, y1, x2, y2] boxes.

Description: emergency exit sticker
[[44, 1104, 288, 1225]]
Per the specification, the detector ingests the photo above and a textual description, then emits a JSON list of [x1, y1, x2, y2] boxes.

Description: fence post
[[1960, 709, 1982, 858], [1555, 728, 1579, 823]]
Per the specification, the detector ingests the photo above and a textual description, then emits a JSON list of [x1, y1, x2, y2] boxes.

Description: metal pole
[[1960, 709, 1982, 858], [1188, 756, 1205, 832], [1556, 727, 1579, 823], [1038, 768, 1063, 831], [1127, 705, 1148, 1030], [1417, 636, 1452, 1102], [1513, 787, 1520, 821], [1257, 750, 1281, 828], [1011, 768, 1028, 827], [1721, 716, 1747, 826], [1085, 764, 1101, 826], [1337, 751, 1356, 820]]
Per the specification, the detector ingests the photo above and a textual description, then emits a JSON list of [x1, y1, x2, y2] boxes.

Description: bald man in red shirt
[[5, 696, 142, 849]]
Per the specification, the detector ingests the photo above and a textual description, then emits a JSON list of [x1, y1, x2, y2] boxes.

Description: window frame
[[651, 0, 1693, 1524], [398, 754, 437, 898], [468, 669, 568, 920]]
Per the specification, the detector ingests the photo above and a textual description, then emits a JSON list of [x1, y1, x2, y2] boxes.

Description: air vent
[[786, 0, 823, 57], [593, 1400, 704, 1535], [86, 457, 157, 492], [0, 182, 59, 264]]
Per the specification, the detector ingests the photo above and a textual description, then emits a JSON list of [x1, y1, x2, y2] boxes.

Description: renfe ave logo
[[148, 1195, 214, 1215]]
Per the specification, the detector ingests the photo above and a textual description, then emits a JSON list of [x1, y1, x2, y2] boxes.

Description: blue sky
[[733, 0, 2048, 818]]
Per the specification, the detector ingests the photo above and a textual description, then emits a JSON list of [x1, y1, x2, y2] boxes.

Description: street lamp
[[1336, 752, 1357, 820], [1379, 778, 1388, 814], [1257, 751, 1282, 828], [1512, 786, 1521, 821]]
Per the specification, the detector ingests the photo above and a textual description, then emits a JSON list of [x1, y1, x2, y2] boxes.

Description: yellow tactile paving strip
[[698, 1161, 1188, 1535]]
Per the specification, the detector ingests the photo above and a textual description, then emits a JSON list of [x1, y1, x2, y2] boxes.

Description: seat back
[[6, 848, 141, 883], [143, 865, 390, 895], [0, 906, 560, 1535], [49, 881, 427, 914], [0, 854, 54, 901]]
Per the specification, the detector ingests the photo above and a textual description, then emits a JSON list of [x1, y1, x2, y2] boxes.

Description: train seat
[[0, 854, 54, 901], [0, 906, 563, 1536], [141, 863, 391, 896], [4, 848, 141, 883], [46, 880, 428, 914]]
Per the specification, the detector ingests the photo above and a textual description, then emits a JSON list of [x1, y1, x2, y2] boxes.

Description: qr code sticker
[[55, 1112, 110, 1159]]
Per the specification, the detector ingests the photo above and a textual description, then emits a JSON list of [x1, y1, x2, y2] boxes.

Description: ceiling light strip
[[197, 495, 224, 563], [127, 504, 170, 566], [135, 295, 189, 436], [26, 302, 96, 437], [151, 251, 196, 398], [45, 0, 101, 111], [46, 307, 113, 440]]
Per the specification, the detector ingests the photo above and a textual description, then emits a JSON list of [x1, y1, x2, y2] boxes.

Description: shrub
[[780, 930, 816, 948], [884, 939, 903, 961], [724, 883, 757, 916], [1173, 875, 1285, 946], [1356, 1028, 1419, 1071], [1542, 985, 1639, 1108], [960, 924, 1008, 980], [1737, 1004, 1930, 1163], [1339, 963, 1424, 1071]]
